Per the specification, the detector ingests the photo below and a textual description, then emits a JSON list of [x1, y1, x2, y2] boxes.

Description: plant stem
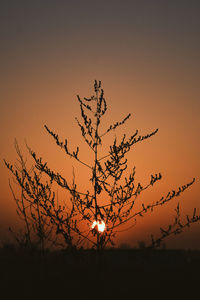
[[94, 88, 100, 250]]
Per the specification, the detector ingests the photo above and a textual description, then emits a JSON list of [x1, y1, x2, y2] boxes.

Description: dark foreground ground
[[0, 247, 199, 299]]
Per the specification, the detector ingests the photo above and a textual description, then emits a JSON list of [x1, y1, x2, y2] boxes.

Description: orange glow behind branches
[[0, 2, 200, 249], [91, 220, 106, 233]]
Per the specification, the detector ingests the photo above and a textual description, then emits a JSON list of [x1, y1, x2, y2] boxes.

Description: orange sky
[[0, 1, 200, 249]]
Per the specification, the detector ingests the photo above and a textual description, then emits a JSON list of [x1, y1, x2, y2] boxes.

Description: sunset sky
[[0, 0, 199, 249]]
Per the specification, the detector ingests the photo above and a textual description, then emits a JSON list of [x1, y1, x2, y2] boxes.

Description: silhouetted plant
[[4, 80, 197, 251], [6, 140, 57, 253], [149, 204, 200, 248]]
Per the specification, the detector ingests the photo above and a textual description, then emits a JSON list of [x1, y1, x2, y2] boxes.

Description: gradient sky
[[0, 0, 200, 249]]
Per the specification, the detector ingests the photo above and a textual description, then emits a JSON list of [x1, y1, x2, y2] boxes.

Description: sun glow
[[91, 220, 106, 233]]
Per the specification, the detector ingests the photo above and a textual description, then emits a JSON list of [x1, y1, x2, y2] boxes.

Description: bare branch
[[44, 125, 92, 169]]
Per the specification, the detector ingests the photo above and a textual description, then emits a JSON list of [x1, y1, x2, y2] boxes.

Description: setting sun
[[91, 220, 106, 233]]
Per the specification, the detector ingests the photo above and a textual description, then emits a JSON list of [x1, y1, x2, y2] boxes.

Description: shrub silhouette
[[5, 139, 56, 253], [4, 80, 199, 251]]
